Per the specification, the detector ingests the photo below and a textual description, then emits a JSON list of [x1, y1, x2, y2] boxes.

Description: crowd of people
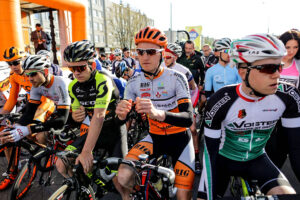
[[0, 26, 300, 200]]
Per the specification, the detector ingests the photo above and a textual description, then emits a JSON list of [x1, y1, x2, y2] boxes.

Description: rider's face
[[163, 51, 176, 67], [8, 60, 23, 75], [239, 58, 281, 96], [72, 64, 92, 83], [25, 70, 46, 87], [137, 42, 162, 74]]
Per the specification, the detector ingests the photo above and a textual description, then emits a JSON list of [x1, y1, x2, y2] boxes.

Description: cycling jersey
[[124, 56, 136, 68], [280, 59, 299, 87], [111, 59, 131, 74], [29, 75, 71, 109], [199, 83, 300, 200], [125, 67, 191, 135], [204, 63, 242, 93], [162, 62, 193, 82]]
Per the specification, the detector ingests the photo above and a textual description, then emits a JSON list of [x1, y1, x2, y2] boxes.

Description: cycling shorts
[[126, 130, 195, 190], [198, 153, 292, 199]]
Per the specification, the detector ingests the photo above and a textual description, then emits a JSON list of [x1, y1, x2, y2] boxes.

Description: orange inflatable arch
[[0, 0, 87, 60]]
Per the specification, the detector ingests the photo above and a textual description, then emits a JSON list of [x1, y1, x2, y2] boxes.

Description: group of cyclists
[[0, 25, 299, 200]]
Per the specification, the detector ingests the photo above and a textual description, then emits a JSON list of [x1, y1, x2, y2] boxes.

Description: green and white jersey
[[204, 83, 300, 161]]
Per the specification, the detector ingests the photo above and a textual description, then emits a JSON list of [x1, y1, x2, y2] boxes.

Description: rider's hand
[[72, 106, 86, 122], [75, 151, 93, 174], [116, 99, 132, 120], [0, 125, 31, 143], [135, 97, 165, 121]]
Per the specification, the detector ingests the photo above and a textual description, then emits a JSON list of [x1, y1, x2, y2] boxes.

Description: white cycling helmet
[[214, 38, 231, 51], [37, 50, 51, 58], [165, 43, 182, 57], [22, 55, 50, 71], [230, 34, 286, 64], [113, 48, 122, 56]]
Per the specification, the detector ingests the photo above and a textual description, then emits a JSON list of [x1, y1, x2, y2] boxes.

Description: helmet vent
[[143, 27, 149, 38], [147, 31, 154, 39], [152, 31, 160, 39]]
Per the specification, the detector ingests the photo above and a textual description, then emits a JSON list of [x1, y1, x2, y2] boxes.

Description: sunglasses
[[7, 60, 21, 66], [25, 70, 42, 77], [68, 65, 87, 73], [222, 49, 230, 54], [250, 64, 283, 74], [164, 56, 174, 60], [136, 48, 163, 56]]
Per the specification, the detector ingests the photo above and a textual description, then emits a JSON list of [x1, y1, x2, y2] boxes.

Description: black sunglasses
[[250, 64, 283, 74], [136, 48, 163, 56], [7, 60, 21, 66], [68, 65, 87, 73]]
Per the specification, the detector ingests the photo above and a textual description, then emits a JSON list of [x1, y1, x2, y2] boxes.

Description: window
[[100, 23, 103, 31], [93, 10, 98, 17], [95, 35, 100, 43], [94, 22, 99, 30]]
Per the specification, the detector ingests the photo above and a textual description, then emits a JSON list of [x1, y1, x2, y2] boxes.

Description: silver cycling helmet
[[165, 43, 182, 57], [214, 38, 231, 51]]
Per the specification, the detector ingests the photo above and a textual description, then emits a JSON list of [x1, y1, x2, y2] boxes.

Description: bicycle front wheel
[[10, 161, 37, 200], [48, 184, 96, 200]]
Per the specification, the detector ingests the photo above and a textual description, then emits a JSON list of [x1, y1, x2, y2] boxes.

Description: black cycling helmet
[[64, 40, 95, 63]]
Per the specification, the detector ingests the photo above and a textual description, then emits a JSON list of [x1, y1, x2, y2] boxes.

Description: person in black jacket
[[177, 40, 205, 90]]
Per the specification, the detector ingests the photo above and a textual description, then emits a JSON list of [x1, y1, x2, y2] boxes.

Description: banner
[[185, 26, 202, 51]]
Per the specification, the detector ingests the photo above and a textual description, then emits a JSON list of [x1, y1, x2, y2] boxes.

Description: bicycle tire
[[10, 161, 37, 200], [48, 184, 96, 200]]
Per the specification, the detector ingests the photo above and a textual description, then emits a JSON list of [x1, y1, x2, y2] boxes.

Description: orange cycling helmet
[[135, 26, 168, 48], [3, 47, 25, 62]]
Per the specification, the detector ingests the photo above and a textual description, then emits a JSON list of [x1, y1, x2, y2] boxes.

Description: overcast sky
[[112, 0, 299, 39]]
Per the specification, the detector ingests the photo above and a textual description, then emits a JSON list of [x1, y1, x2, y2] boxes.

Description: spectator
[[98, 53, 110, 69], [177, 40, 205, 90], [30, 23, 48, 54]]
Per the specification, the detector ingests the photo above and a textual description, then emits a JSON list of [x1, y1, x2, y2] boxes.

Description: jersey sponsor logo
[[238, 109, 246, 119], [140, 82, 150, 88], [279, 78, 297, 86], [154, 101, 176, 108], [157, 82, 164, 90], [175, 169, 190, 177], [96, 81, 108, 98], [278, 83, 300, 112], [155, 92, 161, 98], [162, 91, 168, 97], [262, 108, 277, 112], [140, 88, 150, 91], [80, 101, 95, 106], [228, 120, 277, 130], [133, 143, 151, 155], [205, 95, 231, 127], [174, 72, 189, 92], [141, 92, 150, 98], [76, 87, 85, 93]]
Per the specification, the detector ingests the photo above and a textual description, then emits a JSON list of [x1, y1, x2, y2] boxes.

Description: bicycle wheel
[[10, 161, 37, 200], [48, 184, 96, 200]]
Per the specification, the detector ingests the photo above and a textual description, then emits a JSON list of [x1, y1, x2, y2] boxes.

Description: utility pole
[[89, 0, 95, 44], [102, 0, 108, 47], [169, 2, 173, 42]]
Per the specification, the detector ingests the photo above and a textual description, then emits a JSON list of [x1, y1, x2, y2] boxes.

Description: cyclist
[[116, 26, 195, 200], [55, 40, 127, 187], [0, 48, 56, 189], [115, 60, 141, 81], [111, 48, 130, 74], [204, 38, 242, 98], [162, 43, 202, 174], [202, 44, 218, 70], [197, 34, 299, 200], [37, 50, 63, 76], [0, 54, 71, 143], [123, 47, 136, 69]]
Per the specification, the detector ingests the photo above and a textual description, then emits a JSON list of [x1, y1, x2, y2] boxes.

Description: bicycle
[[100, 154, 177, 200], [10, 126, 80, 200], [48, 148, 117, 200]]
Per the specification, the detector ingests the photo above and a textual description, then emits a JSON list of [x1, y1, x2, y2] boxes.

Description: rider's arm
[[2, 75, 20, 113], [164, 98, 193, 127], [204, 68, 213, 98], [284, 127, 300, 181], [18, 102, 39, 125]]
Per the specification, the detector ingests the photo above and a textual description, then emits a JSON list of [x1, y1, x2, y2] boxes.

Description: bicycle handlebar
[[99, 157, 175, 184]]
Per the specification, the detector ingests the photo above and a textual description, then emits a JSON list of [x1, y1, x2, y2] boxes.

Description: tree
[[107, 2, 152, 49]]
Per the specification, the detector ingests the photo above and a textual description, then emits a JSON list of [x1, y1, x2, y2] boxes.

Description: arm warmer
[[18, 102, 39, 125], [163, 101, 193, 127], [286, 127, 300, 181], [30, 108, 69, 133]]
